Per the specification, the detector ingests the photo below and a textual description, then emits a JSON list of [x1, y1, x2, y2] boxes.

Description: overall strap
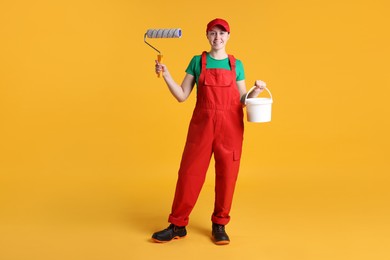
[[198, 51, 208, 85], [201, 51, 208, 73], [228, 54, 236, 77]]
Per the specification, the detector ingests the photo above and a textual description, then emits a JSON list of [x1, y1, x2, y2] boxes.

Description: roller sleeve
[[145, 28, 182, 38]]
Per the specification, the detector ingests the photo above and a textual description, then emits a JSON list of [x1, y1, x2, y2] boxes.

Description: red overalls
[[168, 51, 244, 227]]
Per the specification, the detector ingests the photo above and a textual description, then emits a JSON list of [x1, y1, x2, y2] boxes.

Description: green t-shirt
[[185, 53, 245, 86]]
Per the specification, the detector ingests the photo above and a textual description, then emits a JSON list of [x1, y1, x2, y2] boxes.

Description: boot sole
[[152, 235, 187, 243], [213, 239, 230, 245]]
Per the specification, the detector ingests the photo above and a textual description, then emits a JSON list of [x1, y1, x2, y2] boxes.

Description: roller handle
[[157, 54, 163, 78]]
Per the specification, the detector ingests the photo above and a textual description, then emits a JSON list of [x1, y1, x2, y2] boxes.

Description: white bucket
[[245, 86, 273, 123]]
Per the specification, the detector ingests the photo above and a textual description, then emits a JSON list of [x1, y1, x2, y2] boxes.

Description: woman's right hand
[[155, 60, 167, 75]]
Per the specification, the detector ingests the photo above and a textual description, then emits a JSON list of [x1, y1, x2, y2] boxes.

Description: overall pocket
[[204, 69, 233, 87]]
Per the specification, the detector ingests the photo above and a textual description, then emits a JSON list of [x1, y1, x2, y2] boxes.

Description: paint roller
[[144, 28, 182, 77]]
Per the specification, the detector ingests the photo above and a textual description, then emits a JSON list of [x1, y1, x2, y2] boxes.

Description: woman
[[152, 18, 266, 245]]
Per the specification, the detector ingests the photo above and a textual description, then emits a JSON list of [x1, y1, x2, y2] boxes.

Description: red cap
[[206, 18, 230, 33]]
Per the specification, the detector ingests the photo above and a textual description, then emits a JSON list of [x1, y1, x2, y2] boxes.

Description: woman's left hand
[[247, 80, 266, 98], [254, 80, 266, 92]]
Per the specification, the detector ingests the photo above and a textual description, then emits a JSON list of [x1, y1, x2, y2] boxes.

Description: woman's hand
[[247, 80, 266, 98], [155, 60, 168, 76], [253, 80, 266, 92]]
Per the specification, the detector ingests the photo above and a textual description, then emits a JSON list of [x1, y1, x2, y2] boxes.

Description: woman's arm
[[237, 80, 266, 105], [156, 61, 195, 102]]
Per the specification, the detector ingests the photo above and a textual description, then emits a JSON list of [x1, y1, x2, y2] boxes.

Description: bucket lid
[[246, 97, 273, 105]]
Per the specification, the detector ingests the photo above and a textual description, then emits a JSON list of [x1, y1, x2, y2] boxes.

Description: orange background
[[1, 0, 389, 259]]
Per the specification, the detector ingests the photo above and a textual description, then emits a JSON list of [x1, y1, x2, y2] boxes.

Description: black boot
[[152, 224, 187, 243], [212, 223, 230, 245]]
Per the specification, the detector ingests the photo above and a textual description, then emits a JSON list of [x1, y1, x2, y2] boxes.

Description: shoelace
[[214, 225, 225, 233]]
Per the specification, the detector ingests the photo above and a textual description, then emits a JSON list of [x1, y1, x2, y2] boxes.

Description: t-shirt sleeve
[[185, 56, 198, 76], [236, 59, 245, 81]]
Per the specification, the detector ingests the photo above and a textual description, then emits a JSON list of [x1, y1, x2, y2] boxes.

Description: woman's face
[[206, 26, 230, 51]]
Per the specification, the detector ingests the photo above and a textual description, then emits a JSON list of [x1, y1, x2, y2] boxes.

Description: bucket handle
[[244, 86, 273, 105]]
